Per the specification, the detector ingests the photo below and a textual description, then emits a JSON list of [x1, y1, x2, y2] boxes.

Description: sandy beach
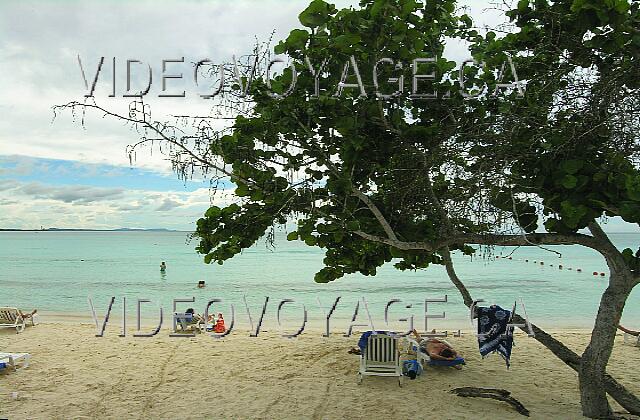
[[2, 322, 639, 419]]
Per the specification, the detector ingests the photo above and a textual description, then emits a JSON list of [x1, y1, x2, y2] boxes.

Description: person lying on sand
[[411, 329, 463, 368]]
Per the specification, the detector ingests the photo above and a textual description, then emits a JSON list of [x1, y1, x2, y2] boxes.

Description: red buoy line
[[495, 256, 605, 277]]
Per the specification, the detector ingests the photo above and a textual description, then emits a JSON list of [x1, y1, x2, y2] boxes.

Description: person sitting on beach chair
[[19, 309, 38, 323], [175, 308, 204, 332]]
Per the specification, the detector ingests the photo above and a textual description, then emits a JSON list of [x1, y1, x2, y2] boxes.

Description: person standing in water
[[160, 261, 167, 272]]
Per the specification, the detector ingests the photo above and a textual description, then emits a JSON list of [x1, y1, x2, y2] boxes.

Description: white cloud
[[0, 179, 234, 230], [0, 0, 359, 173]]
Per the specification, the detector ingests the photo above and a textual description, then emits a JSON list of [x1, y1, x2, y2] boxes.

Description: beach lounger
[[0, 307, 38, 333], [623, 332, 640, 347], [406, 337, 465, 368], [0, 352, 31, 371], [618, 326, 640, 347], [358, 333, 403, 386]]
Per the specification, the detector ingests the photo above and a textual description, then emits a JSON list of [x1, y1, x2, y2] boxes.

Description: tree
[[57, 0, 640, 417]]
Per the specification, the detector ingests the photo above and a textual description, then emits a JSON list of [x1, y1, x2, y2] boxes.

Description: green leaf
[[517, 0, 529, 11], [561, 160, 584, 174], [299, 0, 333, 28], [625, 174, 640, 201], [346, 220, 360, 231], [333, 33, 361, 49], [274, 42, 287, 55], [619, 202, 640, 223], [205, 206, 221, 218], [286, 29, 309, 50], [235, 183, 250, 197], [561, 174, 578, 189]]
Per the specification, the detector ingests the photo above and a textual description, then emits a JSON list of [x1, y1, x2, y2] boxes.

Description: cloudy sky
[[0, 0, 635, 232]]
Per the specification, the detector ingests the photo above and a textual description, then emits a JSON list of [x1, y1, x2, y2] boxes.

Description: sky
[[0, 0, 636, 232]]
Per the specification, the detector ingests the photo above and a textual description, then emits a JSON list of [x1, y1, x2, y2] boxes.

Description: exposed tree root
[[450, 387, 530, 417]]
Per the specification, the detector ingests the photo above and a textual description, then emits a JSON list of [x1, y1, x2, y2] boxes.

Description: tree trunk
[[579, 272, 636, 418], [511, 314, 640, 416], [441, 248, 640, 416]]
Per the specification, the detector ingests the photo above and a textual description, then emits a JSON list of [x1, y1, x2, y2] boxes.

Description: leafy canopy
[[194, 0, 640, 282]]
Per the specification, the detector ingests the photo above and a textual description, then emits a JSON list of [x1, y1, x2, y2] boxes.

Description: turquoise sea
[[0, 231, 638, 331]]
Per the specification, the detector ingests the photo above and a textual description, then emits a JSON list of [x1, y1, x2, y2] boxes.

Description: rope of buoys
[[494, 255, 597, 276]]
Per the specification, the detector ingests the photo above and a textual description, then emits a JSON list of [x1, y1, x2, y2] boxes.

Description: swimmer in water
[[160, 261, 167, 272], [197, 280, 205, 288]]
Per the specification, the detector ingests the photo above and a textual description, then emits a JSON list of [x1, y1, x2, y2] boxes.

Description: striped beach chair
[[0, 307, 27, 333], [358, 333, 403, 386]]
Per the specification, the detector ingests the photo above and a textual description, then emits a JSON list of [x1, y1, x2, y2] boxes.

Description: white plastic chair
[[0, 352, 31, 371], [405, 337, 431, 366], [358, 333, 403, 387]]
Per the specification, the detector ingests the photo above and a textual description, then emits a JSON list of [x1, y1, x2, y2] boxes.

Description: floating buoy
[[525, 259, 529, 262], [549, 264, 553, 267], [593, 271, 598, 276], [577, 268, 582, 272], [600, 272, 606, 277]]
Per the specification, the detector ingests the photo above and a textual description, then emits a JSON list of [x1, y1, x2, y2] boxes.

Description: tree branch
[[351, 188, 398, 241], [443, 249, 640, 415], [587, 220, 628, 275], [352, 229, 605, 254], [441, 246, 473, 306]]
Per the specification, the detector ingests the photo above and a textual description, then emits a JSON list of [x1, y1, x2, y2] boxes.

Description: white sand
[[1, 322, 639, 419]]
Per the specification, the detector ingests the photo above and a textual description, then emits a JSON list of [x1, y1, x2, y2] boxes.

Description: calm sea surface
[[1, 231, 638, 330]]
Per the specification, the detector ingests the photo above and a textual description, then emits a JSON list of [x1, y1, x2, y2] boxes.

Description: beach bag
[[402, 359, 423, 379]]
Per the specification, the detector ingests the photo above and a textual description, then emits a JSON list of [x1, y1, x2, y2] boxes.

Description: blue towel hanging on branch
[[476, 305, 514, 368]]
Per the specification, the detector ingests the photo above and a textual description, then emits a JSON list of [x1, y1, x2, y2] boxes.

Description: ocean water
[[0, 231, 638, 331]]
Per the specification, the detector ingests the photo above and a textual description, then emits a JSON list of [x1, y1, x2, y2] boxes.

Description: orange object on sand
[[213, 313, 226, 333]]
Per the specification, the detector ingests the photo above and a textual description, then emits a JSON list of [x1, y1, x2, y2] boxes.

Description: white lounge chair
[[0, 307, 38, 333], [623, 332, 640, 347], [358, 333, 403, 386], [618, 326, 640, 347], [0, 352, 31, 371]]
